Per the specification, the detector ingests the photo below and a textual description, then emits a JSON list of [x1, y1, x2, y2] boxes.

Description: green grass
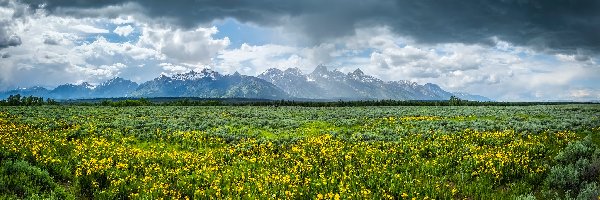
[[0, 105, 599, 199]]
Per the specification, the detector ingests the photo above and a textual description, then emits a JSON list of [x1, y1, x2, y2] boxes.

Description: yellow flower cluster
[[0, 107, 598, 199], [0, 114, 579, 199]]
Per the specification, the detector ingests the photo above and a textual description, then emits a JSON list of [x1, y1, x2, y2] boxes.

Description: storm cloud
[[0, 30, 20, 49], [22, 0, 600, 54], [0, 1, 25, 49], [0, 0, 598, 101]]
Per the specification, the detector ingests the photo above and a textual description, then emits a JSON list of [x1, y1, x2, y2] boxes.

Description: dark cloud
[[43, 38, 58, 45], [0, 20, 21, 49], [42, 34, 60, 45], [0, 0, 28, 49], [21, 0, 600, 54], [0, 29, 21, 49], [0, 34, 20, 48]]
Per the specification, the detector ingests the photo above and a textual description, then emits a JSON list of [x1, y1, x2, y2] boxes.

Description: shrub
[[554, 139, 595, 165], [545, 136, 600, 199], [515, 193, 536, 200], [0, 160, 71, 199], [577, 182, 600, 200], [546, 164, 580, 192], [581, 158, 600, 183]]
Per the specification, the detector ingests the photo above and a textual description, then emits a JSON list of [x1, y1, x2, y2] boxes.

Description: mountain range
[[0, 65, 492, 101]]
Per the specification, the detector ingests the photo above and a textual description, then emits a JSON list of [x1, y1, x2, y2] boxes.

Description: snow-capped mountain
[[1, 78, 137, 99], [258, 65, 491, 101], [49, 82, 95, 99], [171, 69, 221, 81], [0, 65, 491, 101], [258, 68, 322, 98], [94, 77, 139, 98], [0, 86, 50, 99], [131, 70, 288, 99]]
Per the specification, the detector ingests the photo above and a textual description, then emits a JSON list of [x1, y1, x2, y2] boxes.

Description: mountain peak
[[284, 67, 303, 76], [156, 73, 171, 81], [29, 86, 46, 90], [351, 68, 364, 76], [100, 77, 137, 86], [102, 77, 126, 85], [95, 77, 138, 98], [80, 82, 96, 90], [0, 66, 491, 101], [347, 68, 382, 83], [424, 83, 441, 89], [312, 64, 329, 74], [200, 68, 214, 74], [263, 68, 283, 75], [132, 69, 288, 99], [172, 69, 220, 81]]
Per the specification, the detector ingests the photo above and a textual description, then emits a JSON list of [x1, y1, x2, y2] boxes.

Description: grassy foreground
[[1, 105, 599, 199]]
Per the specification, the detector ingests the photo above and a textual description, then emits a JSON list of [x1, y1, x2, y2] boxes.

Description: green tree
[[449, 95, 462, 106], [7, 94, 21, 106]]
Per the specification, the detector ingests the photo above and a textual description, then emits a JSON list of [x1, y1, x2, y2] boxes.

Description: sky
[[0, 0, 599, 101]]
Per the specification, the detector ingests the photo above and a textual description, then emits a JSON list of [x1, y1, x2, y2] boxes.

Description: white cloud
[[570, 89, 593, 99], [302, 26, 600, 101], [41, 31, 77, 45], [138, 26, 230, 66], [113, 25, 134, 36], [75, 36, 162, 61], [0, 1, 236, 89], [210, 25, 600, 101], [159, 63, 191, 75], [71, 24, 109, 34], [217, 43, 298, 74], [112, 15, 136, 25], [0, 3, 162, 89], [0, 2, 598, 101], [215, 43, 340, 75], [361, 43, 488, 81]]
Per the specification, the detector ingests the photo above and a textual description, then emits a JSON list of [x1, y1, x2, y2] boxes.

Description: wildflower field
[[1, 105, 600, 199]]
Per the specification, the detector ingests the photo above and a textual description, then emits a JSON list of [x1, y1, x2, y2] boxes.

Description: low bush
[[544, 136, 600, 199], [0, 160, 71, 199]]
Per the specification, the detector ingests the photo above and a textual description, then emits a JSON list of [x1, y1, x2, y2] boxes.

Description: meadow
[[1, 105, 599, 199]]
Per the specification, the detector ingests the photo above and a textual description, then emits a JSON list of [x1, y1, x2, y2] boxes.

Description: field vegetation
[[1, 104, 599, 199]]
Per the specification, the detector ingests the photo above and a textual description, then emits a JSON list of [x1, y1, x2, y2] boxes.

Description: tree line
[[70, 97, 596, 107], [0, 94, 58, 106], [2, 94, 596, 107]]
